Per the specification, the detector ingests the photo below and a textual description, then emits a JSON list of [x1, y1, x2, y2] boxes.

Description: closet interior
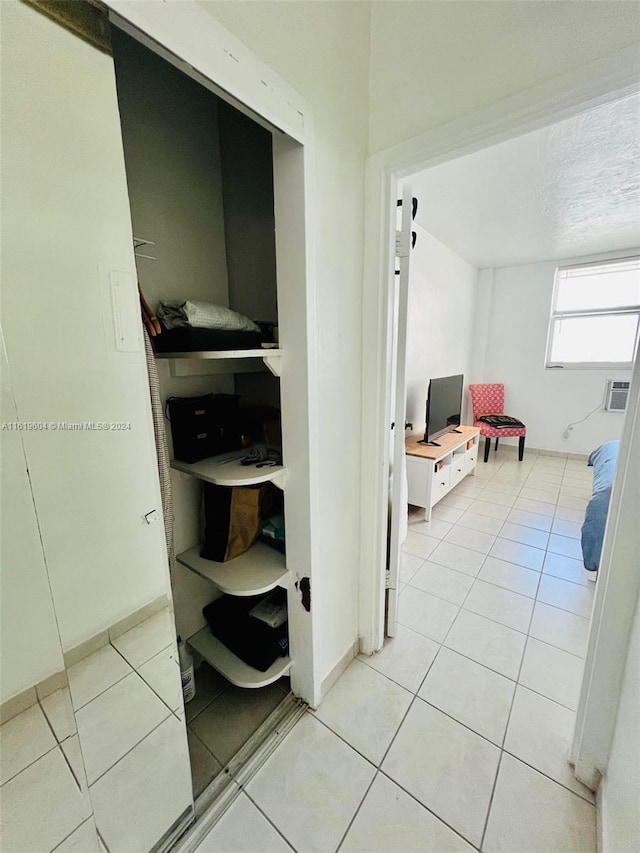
[[111, 27, 295, 800]]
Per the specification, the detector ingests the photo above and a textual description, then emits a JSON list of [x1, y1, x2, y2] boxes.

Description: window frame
[[545, 258, 640, 370]]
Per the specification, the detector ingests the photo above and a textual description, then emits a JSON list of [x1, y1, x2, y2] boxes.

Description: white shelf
[[155, 348, 279, 360], [188, 627, 291, 689], [171, 452, 286, 487], [177, 542, 287, 596], [156, 348, 282, 377]]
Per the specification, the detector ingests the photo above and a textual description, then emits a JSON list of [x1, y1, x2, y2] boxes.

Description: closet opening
[[110, 25, 307, 810]]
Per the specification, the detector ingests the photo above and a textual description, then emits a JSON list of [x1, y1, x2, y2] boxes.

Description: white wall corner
[[469, 267, 494, 385]]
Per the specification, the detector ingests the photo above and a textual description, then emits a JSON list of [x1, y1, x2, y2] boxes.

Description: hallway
[[197, 449, 597, 852]]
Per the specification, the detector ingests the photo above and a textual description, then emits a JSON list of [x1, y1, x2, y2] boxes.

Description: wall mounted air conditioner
[[604, 380, 630, 412]]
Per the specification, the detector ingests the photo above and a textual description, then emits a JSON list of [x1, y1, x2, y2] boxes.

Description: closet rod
[[133, 235, 156, 261]]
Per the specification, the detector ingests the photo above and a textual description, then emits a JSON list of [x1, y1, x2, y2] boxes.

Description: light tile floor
[[0, 607, 193, 853], [196, 449, 598, 853], [186, 664, 291, 797]]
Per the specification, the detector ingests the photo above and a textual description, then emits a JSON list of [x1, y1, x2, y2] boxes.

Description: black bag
[[166, 394, 240, 463], [200, 482, 283, 562]]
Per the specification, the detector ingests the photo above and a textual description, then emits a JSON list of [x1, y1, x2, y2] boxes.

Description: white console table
[[406, 426, 480, 521]]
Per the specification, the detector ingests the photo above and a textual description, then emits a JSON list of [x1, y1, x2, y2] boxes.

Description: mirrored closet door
[[1, 3, 193, 851]]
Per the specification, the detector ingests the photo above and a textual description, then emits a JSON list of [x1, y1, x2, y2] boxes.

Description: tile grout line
[[477, 465, 559, 851], [49, 818, 97, 853], [86, 710, 173, 789], [239, 788, 298, 852], [376, 764, 482, 851], [0, 740, 60, 789], [478, 749, 504, 851], [186, 723, 225, 774], [96, 826, 111, 853], [333, 770, 380, 853], [402, 576, 591, 655], [69, 665, 133, 713], [499, 747, 596, 805]]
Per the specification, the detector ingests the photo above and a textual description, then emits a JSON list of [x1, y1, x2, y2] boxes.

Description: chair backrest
[[469, 383, 505, 418]]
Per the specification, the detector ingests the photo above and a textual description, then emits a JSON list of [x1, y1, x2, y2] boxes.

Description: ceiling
[[407, 93, 640, 269]]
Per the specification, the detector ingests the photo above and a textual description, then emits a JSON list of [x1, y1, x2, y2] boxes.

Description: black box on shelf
[[166, 393, 241, 463]]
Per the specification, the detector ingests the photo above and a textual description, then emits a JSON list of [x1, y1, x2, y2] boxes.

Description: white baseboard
[[317, 640, 359, 708]]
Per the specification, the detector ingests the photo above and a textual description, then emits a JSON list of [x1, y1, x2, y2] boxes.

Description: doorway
[[362, 88, 640, 841]]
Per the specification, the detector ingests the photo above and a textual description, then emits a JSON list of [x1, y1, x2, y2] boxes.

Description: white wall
[[112, 27, 230, 309], [368, 1, 640, 153], [479, 255, 634, 454], [0, 333, 65, 701], [600, 591, 640, 852], [201, 1, 370, 680], [1, 2, 171, 651], [112, 27, 237, 640], [405, 228, 478, 435]]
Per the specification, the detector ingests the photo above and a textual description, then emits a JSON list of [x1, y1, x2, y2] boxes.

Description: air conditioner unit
[[604, 380, 630, 412]]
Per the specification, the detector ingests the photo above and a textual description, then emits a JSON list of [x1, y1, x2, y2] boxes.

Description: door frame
[[358, 44, 640, 787], [106, 1, 322, 707], [359, 42, 640, 655]]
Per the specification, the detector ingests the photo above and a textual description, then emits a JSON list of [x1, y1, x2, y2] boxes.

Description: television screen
[[424, 374, 463, 443]]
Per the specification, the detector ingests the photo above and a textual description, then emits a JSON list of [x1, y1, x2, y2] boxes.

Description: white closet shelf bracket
[[262, 352, 282, 376]]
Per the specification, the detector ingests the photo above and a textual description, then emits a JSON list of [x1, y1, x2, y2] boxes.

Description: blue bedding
[[581, 440, 620, 572]]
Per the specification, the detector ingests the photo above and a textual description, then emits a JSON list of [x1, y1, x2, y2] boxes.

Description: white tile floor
[[0, 607, 192, 853], [196, 450, 598, 853]]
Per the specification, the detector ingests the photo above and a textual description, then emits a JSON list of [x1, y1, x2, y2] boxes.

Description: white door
[[386, 184, 414, 636]]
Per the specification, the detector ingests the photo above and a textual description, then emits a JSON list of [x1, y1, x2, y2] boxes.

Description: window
[[546, 258, 640, 368]]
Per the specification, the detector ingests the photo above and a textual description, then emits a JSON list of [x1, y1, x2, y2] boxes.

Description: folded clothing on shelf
[[203, 590, 289, 672], [157, 300, 260, 332], [152, 325, 267, 353]]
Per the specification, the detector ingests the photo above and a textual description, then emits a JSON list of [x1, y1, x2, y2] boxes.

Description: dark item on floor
[[201, 482, 283, 562], [581, 440, 620, 572], [166, 393, 241, 463], [202, 590, 289, 672]]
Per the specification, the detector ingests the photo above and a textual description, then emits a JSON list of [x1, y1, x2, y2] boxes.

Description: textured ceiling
[[408, 93, 640, 269]]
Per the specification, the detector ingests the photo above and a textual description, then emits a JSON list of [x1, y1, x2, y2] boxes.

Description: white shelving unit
[[177, 541, 287, 596], [405, 426, 480, 522], [171, 452, 286, 489], [188, 628, 291, 689], [162, 343, 291, 689]]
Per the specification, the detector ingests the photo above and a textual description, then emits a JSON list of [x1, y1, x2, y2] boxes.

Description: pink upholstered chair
[[469, 383, 526, 463]]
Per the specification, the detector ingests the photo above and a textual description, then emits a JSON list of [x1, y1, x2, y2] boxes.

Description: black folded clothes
[[203, 590, 288, 673], [477, 415, 525, 429]]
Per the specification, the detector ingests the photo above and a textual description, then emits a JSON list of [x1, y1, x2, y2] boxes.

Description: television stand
[[418, 439, 441, 447], [405, 426, 480, 521]]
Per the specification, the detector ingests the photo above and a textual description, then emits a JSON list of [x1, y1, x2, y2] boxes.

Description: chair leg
[[484, 436, 491, 463], [494, 437, 499, 451], [518, 436, 525, 461]]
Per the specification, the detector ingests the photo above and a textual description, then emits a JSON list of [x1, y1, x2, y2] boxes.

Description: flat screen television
[[423, 374, 464, 444]]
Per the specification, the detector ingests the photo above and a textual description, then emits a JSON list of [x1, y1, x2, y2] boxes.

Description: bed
[[581, 440, 620, 572]]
